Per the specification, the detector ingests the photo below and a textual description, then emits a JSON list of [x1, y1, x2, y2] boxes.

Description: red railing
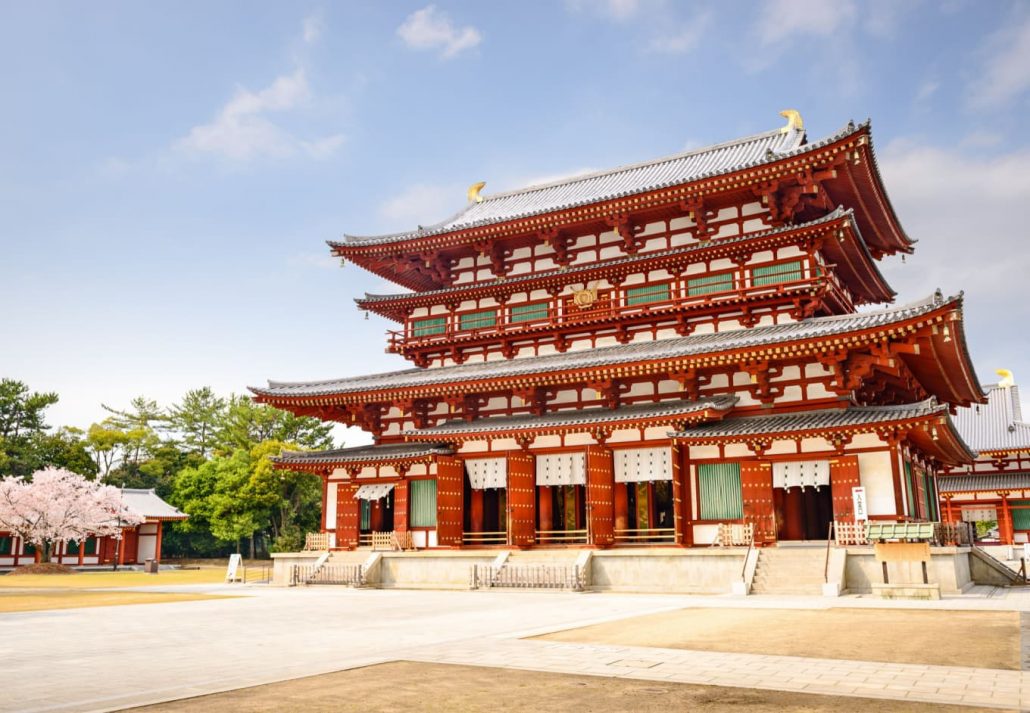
[[387, 268, 824, 351]]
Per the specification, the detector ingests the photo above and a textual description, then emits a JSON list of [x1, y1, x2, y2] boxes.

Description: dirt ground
[[127, 661, 999, 713], [0, 589, 230, 613], [0, 567, 228, 589], [538, 607, 1020, 670]]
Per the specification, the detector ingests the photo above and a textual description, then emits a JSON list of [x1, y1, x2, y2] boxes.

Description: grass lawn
[[0, 567, 229, 589], [125, 661, 995, 712], [537, 607, 1020, 670], [0, 589, 233, 613]]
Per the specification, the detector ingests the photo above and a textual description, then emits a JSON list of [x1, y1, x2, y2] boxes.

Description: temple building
[[0, 488, 187, 568], [939, 371, 1030, 544], [253, 112, 985, 552]]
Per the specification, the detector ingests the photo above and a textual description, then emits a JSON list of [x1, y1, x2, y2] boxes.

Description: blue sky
[[3, 1, 1030, 444]]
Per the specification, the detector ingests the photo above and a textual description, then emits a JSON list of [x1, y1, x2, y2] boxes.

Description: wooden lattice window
[[686, 272, 734, 297], [84, 538, 97, 556], [509, 301, 549, 324], [409, 479, 438, 528], [625, 283, 672, 306], [697, 463, 743, 519], [459, 310, 497, 331], [360, 500, 371, 531], [65, 539, 80, 555], [750, 260, 803, 287], [412, 316, 446, 337], [0, 536, 11, 556]]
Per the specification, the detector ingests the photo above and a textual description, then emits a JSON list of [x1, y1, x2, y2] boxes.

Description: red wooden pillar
[[507, 451, 536, 548], [154, 522, 164, 563], [537, 487, 552, 541], [470, 489, 485, 533], [1000, 494, 1014, 545], [336, 483, 360, 549], [117, 527, 128, 566], [320, 476, 330, 532], [436, 457, 464, 547], [889, 445, 905, 517], [393, 480, 409, 537], [741, 461, 776, 544], [672, 443, 693, 546], [586, 445, 615, 547], [943, 494, 954, 523]]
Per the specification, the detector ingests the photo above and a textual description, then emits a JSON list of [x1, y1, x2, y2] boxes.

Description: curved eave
[[356, 208, 875, 321], [272, 445, 453, 473], [896, 296, 987, 408], [825, 126, 914, 256], [330, 123, 879, 289], [401, 399, 736, 443]]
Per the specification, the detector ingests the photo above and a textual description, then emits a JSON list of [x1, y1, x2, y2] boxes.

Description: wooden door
[[830, 456, 861, 522], [507, 452, 536, 547], [585, 446, 614, 547], [436, 457, 464, 547], [336, 483, 360, 549], [741, 461, 776, 544]]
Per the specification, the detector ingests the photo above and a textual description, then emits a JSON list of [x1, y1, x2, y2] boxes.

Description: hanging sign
[[852, 486, 868, 521]]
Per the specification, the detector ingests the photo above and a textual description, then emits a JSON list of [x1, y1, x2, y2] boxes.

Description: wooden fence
[[469, 564, 585, 591]]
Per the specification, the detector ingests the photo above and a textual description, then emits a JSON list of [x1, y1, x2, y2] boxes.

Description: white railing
[[716, 523, 753, 547], [303, 532, 331, 551]]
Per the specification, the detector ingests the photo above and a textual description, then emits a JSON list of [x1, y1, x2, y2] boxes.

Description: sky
[[2, 0, 1030, 448]]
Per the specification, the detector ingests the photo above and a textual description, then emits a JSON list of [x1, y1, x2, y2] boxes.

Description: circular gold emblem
[[573, 288, 597, 309]]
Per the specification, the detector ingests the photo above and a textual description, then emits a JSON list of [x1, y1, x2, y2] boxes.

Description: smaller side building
[[940, 372, 1030, 543], [0, 488, 187, 568]]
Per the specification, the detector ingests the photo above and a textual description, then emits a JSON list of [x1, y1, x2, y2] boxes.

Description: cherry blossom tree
[[0, 467, 143, 562]]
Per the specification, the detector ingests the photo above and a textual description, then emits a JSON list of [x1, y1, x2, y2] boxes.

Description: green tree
[[167, 387, 227, 458], [0, 380, 94, 477], [0, 379, 58, 440], [215, 396, 333, 454]]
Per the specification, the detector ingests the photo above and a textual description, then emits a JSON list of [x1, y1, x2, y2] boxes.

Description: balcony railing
[[614, 528, 676, 545], [388, 268, 824, 351], [535, 528, 588, 545], [462, 531, 508, 545]]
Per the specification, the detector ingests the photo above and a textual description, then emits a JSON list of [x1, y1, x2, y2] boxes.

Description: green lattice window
[[751, 260, 803, 287], [904, 461, 917, 518], [0, 536, 11, 556], [698, 463, 743, 519], [510, 302, 549, 323], [84, 538, 97, 556], [360, 500, 371, 531], [409, 479, 437, 528], [1011, 502, 1030, 531], [687, 272, 734, 297], [65, 539, 80, 555], [459, 310, 497, 331], [625, 283, 672, 306], [412, 317, 446, 337]]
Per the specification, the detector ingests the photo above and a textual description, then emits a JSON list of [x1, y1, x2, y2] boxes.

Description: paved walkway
[[4, 585, 1030, 712]]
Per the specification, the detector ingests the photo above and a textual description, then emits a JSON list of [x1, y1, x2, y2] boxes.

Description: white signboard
[[852, 486, 868, 521], [225, 553, 243, 583]]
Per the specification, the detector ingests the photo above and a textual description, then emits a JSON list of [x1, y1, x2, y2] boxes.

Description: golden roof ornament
[[779, 109, 804, 133], [467, 181, 486, 203], [997, 368, 1015, 388]]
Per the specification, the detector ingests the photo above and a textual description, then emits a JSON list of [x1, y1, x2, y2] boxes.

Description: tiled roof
[[358, 207, 887, 307], [952, 383, 1030, 452], [671, 399, 949, 439], [274, 443, 452, 465], [938, 474, 1030, 493], [251, 291, 953, 399], [403, 397, 737, 436], [120, 489, 188, 521], [336, 122, 856, 247]]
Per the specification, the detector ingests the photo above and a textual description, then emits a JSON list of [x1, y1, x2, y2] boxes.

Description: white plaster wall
[[325, 482, 338, 528], [858, 451, 896, 516], [690, 445, 720, 459]]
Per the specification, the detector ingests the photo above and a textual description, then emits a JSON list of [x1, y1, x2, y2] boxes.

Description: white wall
[[858, 451, 897, 516]]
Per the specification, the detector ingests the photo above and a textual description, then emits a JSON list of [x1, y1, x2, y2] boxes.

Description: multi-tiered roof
[[254, 114, 982, 477]]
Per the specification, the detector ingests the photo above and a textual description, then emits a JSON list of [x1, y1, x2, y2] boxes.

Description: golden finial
[[997, 369, 1015, 388], [779, 109, 804, 133], [467, 181, 486, 203]]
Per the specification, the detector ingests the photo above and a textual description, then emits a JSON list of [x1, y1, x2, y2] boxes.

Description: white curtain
[[772, 461, 830, 490], [614, 447, 672, 483], [354, 483, 395, 501], [536, 452, 586, 486], [466, 457, 507, 489]]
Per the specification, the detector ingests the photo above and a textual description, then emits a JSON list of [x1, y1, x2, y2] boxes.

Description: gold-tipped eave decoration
[[997, 368, 1015, 388], [779, 109, 804, 133], [467, 181, 486, 203]]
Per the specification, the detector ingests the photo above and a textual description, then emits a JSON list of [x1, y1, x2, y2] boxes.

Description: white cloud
[[397, 5, 482, 59], [967, 16, 1030, 108], [302, 12, 324, 44], [647, 12, 711, 55], [914, 79, 940, 104], [379, 183, 461, 229], [175, 69, 344, 161], [755, 0, 856, 45], [877, 139, 1030, 384]]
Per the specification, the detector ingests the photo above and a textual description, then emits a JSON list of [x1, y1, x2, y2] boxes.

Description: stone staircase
[[750, 546, 826, 595]]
